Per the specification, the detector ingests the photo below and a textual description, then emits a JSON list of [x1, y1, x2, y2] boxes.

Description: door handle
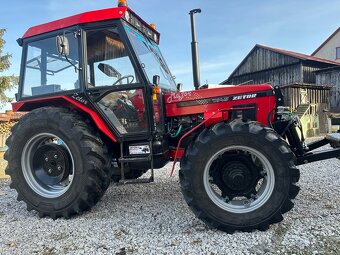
[[87, 90, 101, 96]]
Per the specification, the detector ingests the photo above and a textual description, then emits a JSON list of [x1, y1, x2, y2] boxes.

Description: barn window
[[336, 47, 340, 59]]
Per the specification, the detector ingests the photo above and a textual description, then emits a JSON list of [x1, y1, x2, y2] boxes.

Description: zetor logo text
[[232, 94, 257, 101]]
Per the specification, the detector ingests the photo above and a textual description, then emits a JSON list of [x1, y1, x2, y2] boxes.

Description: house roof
[[222, 44, 340, 84], [311, 27, 340, 56]]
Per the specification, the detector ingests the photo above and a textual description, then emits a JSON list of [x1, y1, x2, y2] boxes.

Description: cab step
[[117, 177, 154, 185], [118, 141, 154, 185], [118, 155, 152, 163]]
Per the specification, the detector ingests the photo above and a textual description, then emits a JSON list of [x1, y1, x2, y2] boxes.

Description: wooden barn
[[222, 44, 340, 136]]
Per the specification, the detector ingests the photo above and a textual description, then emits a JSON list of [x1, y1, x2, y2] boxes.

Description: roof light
[[118, 0, 128, 7], [150, 24, 156, 30]]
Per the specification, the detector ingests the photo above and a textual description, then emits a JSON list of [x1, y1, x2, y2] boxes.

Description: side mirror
[[153, 75, 160, 86], [98, 63, 121, 78], [56, 35, 69, 56], [177, 83, 183, 92]]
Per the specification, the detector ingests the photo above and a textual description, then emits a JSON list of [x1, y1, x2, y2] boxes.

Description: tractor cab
[[16, 4, 176, 143]]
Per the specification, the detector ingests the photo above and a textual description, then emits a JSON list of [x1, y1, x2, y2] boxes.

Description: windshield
[[124, 24, 176, 91]]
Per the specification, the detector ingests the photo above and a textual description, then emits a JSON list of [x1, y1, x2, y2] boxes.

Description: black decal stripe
[[176, 90, 273, 108]]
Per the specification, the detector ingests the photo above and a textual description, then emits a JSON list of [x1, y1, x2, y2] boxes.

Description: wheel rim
[[21, 133, 75, 198], [203, 145, 275, 214]]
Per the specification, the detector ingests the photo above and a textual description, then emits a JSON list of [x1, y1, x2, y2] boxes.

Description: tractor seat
[[31, 84, 61, 96]]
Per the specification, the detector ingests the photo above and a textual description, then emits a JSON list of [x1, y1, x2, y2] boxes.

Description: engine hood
[[164, 84, 275, 117]]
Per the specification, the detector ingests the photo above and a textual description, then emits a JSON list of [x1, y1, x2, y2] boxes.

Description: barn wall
[[282, 86, 330, 110], [302, 65, 320, 83], [316, 69, 340, 111], [233, 47, 300, 76], [226, 64, 302, 87]]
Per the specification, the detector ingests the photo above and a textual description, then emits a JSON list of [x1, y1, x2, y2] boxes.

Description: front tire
[[5, 107, 111, 219], [180, 121, 300, 232]]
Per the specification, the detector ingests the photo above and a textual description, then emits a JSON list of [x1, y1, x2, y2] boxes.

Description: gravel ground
[[0, 147, 339, 254]]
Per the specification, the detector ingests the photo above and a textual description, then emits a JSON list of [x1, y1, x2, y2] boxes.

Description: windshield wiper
[[142, 36, 171, 76]]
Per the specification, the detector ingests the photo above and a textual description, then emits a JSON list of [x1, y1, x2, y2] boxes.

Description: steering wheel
[[112, 75, 135, 86]]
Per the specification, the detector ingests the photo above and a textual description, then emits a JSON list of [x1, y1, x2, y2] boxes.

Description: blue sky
[[1, 0, 340, 109]]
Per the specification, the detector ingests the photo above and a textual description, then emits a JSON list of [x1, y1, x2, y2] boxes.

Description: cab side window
[[22, 33, 79, 97], [86, 27, 139, 87]]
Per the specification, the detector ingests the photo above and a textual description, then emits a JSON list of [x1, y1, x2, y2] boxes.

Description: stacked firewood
[[0, 110, 26, 135], [0, 121, 16, 135]]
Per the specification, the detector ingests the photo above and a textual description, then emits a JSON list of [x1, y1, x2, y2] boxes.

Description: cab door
[[84, 25, 152, 139]]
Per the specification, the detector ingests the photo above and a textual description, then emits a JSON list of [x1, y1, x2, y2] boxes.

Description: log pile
[[0, 121, 16, 135], [0, 110, 26, 135]]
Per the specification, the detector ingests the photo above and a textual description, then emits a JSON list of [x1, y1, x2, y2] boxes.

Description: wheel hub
[[210, 154, 261, 199], [222, 162, 253, 191], [32, 144, 71, 185]]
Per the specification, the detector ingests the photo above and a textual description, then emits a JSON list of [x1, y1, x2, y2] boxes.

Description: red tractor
[[5, 1, 340, 233]]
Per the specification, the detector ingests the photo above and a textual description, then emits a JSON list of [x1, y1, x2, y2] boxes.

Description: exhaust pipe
[[189, 9, 201, 90]]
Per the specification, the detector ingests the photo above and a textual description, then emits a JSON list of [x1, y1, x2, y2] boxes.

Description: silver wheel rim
[[21, 133, 75, 198], [203, 145, 275, 214]]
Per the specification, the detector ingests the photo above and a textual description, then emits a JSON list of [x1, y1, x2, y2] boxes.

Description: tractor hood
[[164, 84, 275, 117]]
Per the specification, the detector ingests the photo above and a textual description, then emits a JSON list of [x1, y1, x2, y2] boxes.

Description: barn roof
[[223, 44, 340, 84], [259, 45, 340, 65]]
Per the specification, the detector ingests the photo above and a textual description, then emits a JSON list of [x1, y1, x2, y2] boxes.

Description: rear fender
[[12, 95, 117, 142]]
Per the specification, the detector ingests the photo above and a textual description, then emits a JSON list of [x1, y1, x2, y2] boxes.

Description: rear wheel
[[180, 121, 300, 232], [5, 107, 111, 218]]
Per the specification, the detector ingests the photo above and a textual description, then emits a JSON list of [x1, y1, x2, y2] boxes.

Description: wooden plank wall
[[233, 47, 300, 76], [316, 69, 340, 112], [282, 86, 330, 110], [227, 64, 302, 86]]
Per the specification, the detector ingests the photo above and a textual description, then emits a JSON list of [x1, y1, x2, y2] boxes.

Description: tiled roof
[[222, 44, 340, 84], [258, 44, 340, 66]]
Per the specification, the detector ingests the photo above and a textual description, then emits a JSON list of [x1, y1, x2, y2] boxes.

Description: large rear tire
[[5, 107, 112, 219], [179, 121, 300, 232]]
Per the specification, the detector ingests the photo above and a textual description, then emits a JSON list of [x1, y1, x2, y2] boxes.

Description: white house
[[312, 28, 340, 62]]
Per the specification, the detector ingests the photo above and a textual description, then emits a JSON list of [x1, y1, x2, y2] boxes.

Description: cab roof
[[22, 7, 128, 39]]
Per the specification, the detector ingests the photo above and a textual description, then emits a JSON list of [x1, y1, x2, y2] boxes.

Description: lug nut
[[57, 166, 62, 171], [243, 200, 251, 207], [48, 168, 52, 174], [54, 154, 58, 159], [251, 194, 258, 199], [260, 170, 267, 176], [45, 157, 49, 162]]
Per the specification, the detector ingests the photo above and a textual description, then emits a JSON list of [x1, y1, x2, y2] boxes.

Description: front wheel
[[180, 121, 300, 232]]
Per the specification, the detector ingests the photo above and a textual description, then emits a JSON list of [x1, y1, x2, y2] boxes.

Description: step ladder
[[117, 141, 154, 185], [296, 104, 310, 118]]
